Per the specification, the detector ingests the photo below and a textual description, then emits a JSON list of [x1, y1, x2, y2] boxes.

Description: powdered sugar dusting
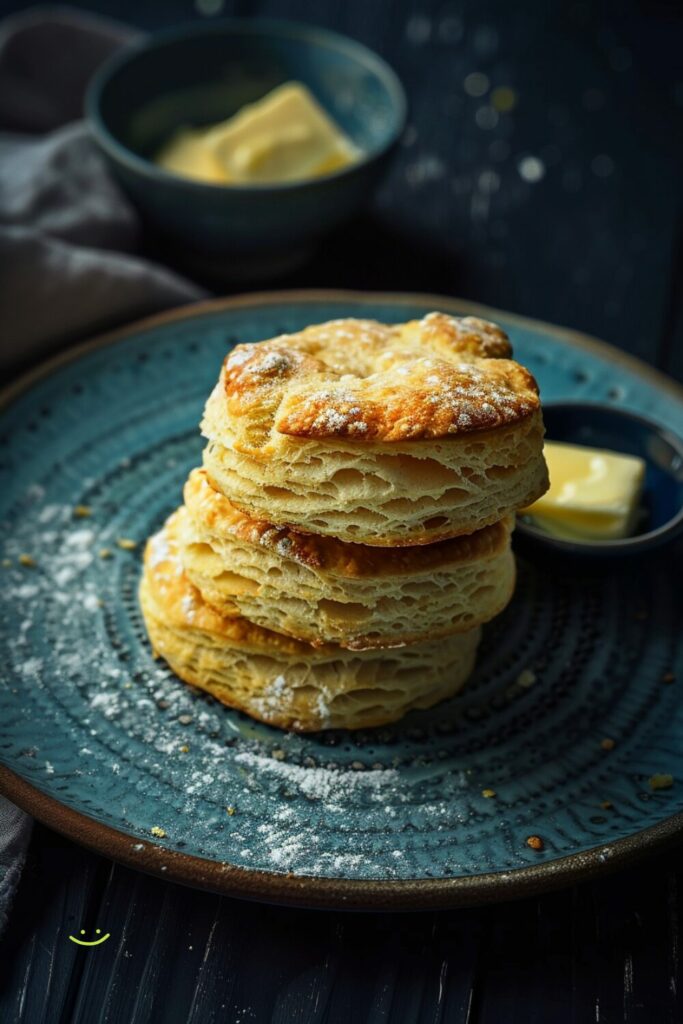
[[148, 530, 170, 567], [225, 346, 255, 369], [235, 749, 400, 803], [254, 351, 292, 375], [312, 407, 348, 432]]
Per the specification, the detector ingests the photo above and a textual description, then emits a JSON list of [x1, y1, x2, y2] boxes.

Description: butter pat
[[155, 82, 359, 185], [522, 440, 646, 540], [207, 83, 359, 183], [156, 127, 226, 184]]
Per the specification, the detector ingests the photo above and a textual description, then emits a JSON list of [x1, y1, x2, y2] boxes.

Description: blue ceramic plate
[[1, 291, 682, 910]]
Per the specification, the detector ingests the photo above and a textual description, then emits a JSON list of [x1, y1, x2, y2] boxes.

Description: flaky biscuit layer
[[140, 515, 481, 732], [180, 468, 515, 648]]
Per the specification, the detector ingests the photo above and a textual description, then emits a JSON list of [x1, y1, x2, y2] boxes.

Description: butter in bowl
[[517, 402, 683, 555], [86, 20, 406, 281], [156, 82, 361, 186]]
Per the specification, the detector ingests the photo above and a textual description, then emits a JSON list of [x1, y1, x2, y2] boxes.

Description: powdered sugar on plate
[[235, 749, 400, 803]]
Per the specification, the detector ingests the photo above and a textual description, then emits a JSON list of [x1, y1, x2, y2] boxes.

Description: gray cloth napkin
[[0, 795, 32, 934], [0, 7, 208, 932], [0, 6, 207, 372]]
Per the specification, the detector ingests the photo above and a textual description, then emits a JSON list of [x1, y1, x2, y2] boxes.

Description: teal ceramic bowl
[[85, 20, 406, 282]]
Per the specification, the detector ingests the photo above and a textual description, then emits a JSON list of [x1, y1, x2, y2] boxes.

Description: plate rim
[[3, 288, 682, 410], [2, 288, 682, 910], [2, 765, 683, 911]]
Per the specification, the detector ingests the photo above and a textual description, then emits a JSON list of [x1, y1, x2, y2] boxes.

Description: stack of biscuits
[[140, 312, 548, 731]]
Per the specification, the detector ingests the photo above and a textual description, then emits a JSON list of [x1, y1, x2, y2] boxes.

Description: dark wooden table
[[1, 1, 682, 1021]]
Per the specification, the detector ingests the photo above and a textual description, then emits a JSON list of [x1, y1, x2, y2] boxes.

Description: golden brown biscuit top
[[221, 313, 540, 443], [184, 468, 513, 577], [143, 511, 320, 655]]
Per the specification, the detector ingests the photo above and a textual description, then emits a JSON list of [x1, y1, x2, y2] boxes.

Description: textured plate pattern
[[0, 292, 682, 903]]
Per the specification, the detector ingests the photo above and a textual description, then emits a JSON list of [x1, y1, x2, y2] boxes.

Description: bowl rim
[[85, 16, 408, 194], [517, 399, 683, 553]]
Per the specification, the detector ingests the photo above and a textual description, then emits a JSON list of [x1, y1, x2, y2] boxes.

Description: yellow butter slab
[[205, 82, 359, 184], [522, 440, 646, 540], [155, 127, 228, 184]]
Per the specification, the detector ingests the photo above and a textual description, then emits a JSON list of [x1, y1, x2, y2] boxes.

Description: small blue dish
[[517, 401, 683, 556], [85, 19, 406, 282]]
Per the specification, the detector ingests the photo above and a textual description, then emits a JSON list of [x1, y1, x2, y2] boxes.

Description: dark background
[[1, 1, 683, 1021], [3, 0, 683, 379]]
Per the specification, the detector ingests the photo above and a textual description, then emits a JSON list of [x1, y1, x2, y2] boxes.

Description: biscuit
[[179, 468, 515, 649], [201, 312, 548, 544], [140, 513, 481, 731]]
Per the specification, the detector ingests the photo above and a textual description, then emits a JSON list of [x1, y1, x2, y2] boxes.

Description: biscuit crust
[[222, 313, 540, 450]]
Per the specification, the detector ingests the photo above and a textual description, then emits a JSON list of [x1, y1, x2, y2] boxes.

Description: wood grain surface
[[1, 825, 682, 1022]]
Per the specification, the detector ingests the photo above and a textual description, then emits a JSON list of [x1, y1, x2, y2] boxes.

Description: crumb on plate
[[649, 774, 674, 791], [516, 669, 536, 688]]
